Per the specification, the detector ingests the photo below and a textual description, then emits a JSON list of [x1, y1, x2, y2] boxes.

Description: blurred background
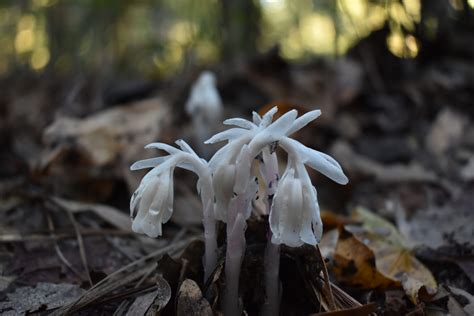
[[1, 1, 474, 313], [1, 0, 472, 78]]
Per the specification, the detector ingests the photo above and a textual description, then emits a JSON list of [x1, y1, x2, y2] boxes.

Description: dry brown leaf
[[177, 279, 213, 316], [321, 210, 357, 230], [42, 98, 171, 195], [333, 207, 437, 304], [333, 227, 398, 289], [43, 98, 169, 167]]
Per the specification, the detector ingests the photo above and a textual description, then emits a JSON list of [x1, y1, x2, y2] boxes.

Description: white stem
[[224, 208, 246, 316], [196, 167, 218, 282], [202, 192, 218, 281], [261, 150, 281, 316], [262, 241, 281, 316]]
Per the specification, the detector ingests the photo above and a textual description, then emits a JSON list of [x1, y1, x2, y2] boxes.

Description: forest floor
[[0, 38, 473, 315]]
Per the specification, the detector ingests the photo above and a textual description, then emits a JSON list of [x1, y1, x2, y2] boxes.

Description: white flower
[[130, 168, 173, 237], [206, 106, 348, 246], [185, 71, 223, 121], [130, 140, 212, 238], [269, 162, 322, 247]]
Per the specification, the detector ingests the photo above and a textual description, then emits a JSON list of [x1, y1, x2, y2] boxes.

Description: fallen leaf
[[333, 207, 437, 303], [310, 302, 376, 316], [126, 275, 172, 315], [42, 98, 170, 168], [426, 108, 467, 156], [321, 210, 357, 230], [0, 282, 85, 314], [41, 98, 171, 198], [177, 279, 213, 316], [333, 227, 398, 290], [52, 197, 132, 232]]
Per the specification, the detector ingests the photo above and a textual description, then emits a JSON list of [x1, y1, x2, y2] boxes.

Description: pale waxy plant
[[205, 107, 348, 316], [130, 139, 217, 280], [129, 106, 348, 315]]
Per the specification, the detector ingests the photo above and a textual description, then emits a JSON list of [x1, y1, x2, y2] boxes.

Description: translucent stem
[[200, 176, 218, 282], [262, 240, 281, 316], [224, 200, 246, 316], [261, 150, 281, 316]]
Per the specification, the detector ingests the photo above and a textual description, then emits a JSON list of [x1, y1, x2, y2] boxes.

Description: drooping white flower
[[130, 168, 174, 237], [130, 139, 218, 280], [130, 140, 212, 238], [269, 161, 323, 247]]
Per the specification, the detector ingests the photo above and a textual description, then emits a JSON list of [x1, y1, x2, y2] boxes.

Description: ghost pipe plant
[[129, 140, 217, 280], [130, 107, 348, 315], [206, 107, 348, 315]]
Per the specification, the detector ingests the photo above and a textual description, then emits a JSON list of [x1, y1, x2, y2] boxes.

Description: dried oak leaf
[[333, 207, 437, 304]]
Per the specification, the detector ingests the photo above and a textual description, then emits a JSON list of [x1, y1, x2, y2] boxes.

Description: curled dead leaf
[[332, 207, 437, 304], [333, 227, 398, 289]]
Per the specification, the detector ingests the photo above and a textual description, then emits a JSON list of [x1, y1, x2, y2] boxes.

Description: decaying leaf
[[321, 210, 357, 230], [177, 279, 213, 316], [52, 197, 132, 232], [333, 207, 437, 304], [125, 275, 172, 315], [0, 282, 85, 315], [333, 227, 398, 290], [42, 98, 170, 168], [41, 98, 171, 197]]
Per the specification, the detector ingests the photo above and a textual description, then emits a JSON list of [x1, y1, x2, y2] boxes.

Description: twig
[[113, 262, 158, 316], [317, 245, 336, 311], [66, 209, 93, 287], [0, 229, 133, 243], [53, 236, 198, 315], [45, 212, 84, 281]]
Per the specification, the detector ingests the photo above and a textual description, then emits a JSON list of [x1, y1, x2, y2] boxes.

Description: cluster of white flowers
[[130, 105, 348, 247], [130, 106, 348, 313]]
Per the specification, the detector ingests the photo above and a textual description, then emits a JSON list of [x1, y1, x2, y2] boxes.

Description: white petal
[[243, 177, 258, 219], [300, 182, 318, 245], [234, 145, 252, 195], [175, 139, 198, 157], [286, 110, 321, 136], [280, 178, 304, 247], [260, 106, 278, 127], [204, 128, 248, 144], [286, 138, 348, 184], [247, 110, 298, 156], [208, 135, 250, 170], [140, 212, 162, 237], [162, 171, 174, 223], [252, 111, 262, 125], [213, 164, 236, 222], [131, 156, 169, 170], [265, 109, 298, 137], [223, 118, 256, 130], [269, 169, 293, 243], [145, 143, 181, 154]]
